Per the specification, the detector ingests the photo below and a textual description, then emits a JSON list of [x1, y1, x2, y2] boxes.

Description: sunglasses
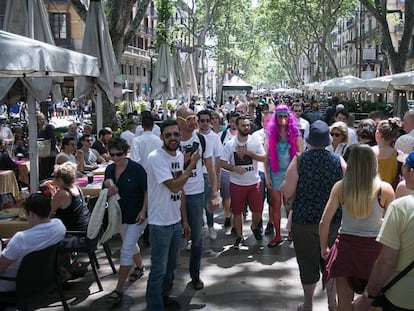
[[294, 110, 302, 113], [178, 115, 198, 123], [330, 132, 343, 137], [110, 152, 124, 157], [164, 131, 180, 139], [199, 118, 211, 123]]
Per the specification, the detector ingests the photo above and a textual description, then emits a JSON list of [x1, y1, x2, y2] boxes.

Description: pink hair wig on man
[[266, 104, 300, 173]]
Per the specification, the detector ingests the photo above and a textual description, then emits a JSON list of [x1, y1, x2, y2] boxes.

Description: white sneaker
[[209, 227, 217, 240], [185, 240, 192, 251]]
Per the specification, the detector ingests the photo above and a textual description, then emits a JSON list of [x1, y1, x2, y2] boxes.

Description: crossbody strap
[[378, 259, 414, 295]]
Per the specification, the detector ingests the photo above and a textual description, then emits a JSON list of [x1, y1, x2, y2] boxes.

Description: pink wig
[[266, 104, 300, 173]]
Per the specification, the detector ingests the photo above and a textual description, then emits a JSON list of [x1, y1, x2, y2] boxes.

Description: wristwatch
[[363, 289, 377, 299]]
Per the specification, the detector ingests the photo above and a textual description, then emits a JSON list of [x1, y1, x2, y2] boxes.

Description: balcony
[[124, 46, 150, 58]]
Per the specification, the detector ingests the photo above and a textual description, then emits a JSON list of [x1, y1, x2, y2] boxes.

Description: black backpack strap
[[196, 132, 206, 160], [221, 127, 229, 143]]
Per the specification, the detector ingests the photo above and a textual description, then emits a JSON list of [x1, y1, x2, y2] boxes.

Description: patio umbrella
[[0, 31, 99, 191], [184, 54, 199, 101], [0, 0, 98, 191], [173, 50, 186, 100], [75, 0, 120, 131], [315, 75, 364, 93], [152, 43, 178, 99]]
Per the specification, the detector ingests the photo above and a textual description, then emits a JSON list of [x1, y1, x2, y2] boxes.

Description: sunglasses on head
[[178, 115, 198, 123], [164, 131, 180, 139], [110, 152, 124, 157]]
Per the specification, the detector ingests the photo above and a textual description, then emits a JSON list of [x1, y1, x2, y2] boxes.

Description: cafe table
[[76, 175, 104, 197], [0, 209, 29, 238], [15, 159, 30, 185], [0, 170, 19, 199], [91, 163, 110, 176]]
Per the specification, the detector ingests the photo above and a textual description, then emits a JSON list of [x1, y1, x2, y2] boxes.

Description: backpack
[[220, 126, 230, 144]]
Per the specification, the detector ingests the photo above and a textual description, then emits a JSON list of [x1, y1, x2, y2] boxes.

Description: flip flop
[[105, 290, 123, 304]]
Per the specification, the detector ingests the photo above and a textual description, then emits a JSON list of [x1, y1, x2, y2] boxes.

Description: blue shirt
[[105, 159, 147, 224]]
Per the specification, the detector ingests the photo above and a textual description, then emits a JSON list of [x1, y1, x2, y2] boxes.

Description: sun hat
[[305, 120, 332, 148]]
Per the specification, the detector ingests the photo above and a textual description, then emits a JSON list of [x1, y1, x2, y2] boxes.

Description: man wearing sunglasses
[[176, 106, 218, 291], [146, 119, 199, 310], [197, 110, 223, 241]]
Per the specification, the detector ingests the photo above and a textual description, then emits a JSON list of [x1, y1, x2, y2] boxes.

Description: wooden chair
[[0, 243, 70, 311]]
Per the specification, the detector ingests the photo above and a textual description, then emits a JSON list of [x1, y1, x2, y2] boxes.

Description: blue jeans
[[186, 192, 204, 280], [146, 222, 182, 311], [203, 173, 213, 228]]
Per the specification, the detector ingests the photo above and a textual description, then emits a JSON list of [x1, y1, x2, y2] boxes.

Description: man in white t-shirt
[[291, 102, 310, 151], [130, 113, 162, 171], [120, 122, 137, 146], [197, 109, 223, 240], [176, 106, 218, 291], [0, 193, 66, 292], [145, 119, 197, 311], [221, 116, 266, 248], [395, 110, 414, 154]]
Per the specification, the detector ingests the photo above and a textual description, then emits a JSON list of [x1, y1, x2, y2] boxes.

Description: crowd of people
[[0, 93, 413, 311]]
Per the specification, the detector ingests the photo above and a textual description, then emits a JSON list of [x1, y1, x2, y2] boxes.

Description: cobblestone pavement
[[34, 207, 331, 311]]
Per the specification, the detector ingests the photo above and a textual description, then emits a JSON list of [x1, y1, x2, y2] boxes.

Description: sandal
[[129, 266, 145, 282], [267, 237, 283, 248], [105, 290, 123, 304]]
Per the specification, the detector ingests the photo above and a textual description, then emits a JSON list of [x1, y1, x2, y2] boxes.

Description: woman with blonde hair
[[372, 117, 402, 188], [327, 121, 349, 156], [320, 144, 395, 311]]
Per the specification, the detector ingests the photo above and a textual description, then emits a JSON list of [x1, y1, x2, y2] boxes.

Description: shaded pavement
[[36, 206, 331, 311]]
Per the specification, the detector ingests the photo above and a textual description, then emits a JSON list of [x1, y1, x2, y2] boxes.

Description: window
[[143, 68, 147, 77], [121, 64, 127, 75], [129, 65, 134, 75], [49, 12, 67, 39]]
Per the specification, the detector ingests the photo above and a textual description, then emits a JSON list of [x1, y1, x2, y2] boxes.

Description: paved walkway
[[37, 207, 331, 311]]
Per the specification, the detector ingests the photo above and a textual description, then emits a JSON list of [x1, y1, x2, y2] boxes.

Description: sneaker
[[251, 225, 263, 241], [185, 240, 192, 251], [163, 296, 180, 310], [233, 236, 244, 249], [224, 217, 231, 228], [264, 222, 274, 235], [209, 227, 217, 240]]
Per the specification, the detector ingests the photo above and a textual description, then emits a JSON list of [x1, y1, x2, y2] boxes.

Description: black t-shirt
[[91, 140, 107, 155]]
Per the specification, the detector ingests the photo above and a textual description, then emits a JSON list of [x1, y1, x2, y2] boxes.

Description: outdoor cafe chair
[[0, 242, 70, 311]]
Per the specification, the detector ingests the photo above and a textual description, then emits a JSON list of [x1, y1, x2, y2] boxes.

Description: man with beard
[[176, 106, 218, 291], [146, 119, 198, 310], [221, 116, 266, 248], [92, 128, 112, 161]]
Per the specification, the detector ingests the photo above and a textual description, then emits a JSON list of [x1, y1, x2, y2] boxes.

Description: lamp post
[[148, 45, 155, 101]]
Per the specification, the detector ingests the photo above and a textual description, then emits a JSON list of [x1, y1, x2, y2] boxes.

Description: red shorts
[[230, 182, 263, 214]]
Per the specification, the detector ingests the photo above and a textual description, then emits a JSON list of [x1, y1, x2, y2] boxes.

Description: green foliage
[[155, 0, 176, 45]]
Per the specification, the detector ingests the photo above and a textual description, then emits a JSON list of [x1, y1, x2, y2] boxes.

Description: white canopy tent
[[362, 71, 414, 92], [314, 75, 364, 93], [0, 30, 99, 191]]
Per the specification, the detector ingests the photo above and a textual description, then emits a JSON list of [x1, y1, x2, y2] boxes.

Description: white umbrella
[[152, 43, 178, 99], [173, 50, 186, 99], [315, 75, 364, 92], [0, 0, 100, 192], [284, 88, 303, 95], [184, 54, 199, 101], [75, 0, 120, 131], [0, 31, 99, 191]]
